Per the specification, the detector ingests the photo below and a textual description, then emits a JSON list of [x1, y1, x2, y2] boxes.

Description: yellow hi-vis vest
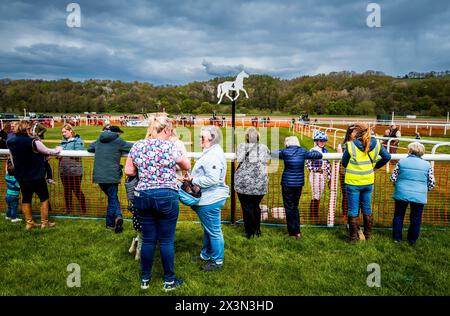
[[344, 140, 381, 186]]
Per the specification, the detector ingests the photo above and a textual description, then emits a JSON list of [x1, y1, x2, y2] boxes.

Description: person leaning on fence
[[306, 130, 331, 222], [390, 142, 435, 246], [271, 136, 323, 239], [184, 125, 229, 271], [87, 125, 133, 233], [388, 124, 401, 154], [125, 116, 191, 291], [342, 122, 391, 242], [6, 120, 62, 229], [30, 123, 55, 184], [234, 127, 271, 239], [58, 124, 87, 215]]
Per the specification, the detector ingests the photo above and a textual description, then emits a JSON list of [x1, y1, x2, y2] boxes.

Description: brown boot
[[348, 216, 359, 242], [40, 200, 56, 229], [23, 203, 40, 230], [363, 214, 374, 240]]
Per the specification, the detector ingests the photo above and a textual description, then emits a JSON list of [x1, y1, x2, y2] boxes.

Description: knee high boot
[[363, 214, 374, 240], [348, 216, 359, 242], [40, 200, 56, 228], [23, 203, 40, 230]]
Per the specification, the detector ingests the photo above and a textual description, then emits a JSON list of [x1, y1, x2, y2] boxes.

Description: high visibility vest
[[345, 140, 381, 186]]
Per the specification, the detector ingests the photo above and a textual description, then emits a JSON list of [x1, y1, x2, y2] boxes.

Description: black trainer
[[115, 217, 123, 233]]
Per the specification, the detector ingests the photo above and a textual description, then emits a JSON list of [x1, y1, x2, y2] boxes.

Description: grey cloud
[[0, 0, 449, 84]]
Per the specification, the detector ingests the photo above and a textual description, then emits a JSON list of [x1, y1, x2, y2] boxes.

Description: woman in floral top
[[125, 116, 190, 291]]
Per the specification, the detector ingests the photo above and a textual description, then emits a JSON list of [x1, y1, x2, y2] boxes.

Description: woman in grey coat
[[59, 124, 87, 215], [235, 127, 270, 238]]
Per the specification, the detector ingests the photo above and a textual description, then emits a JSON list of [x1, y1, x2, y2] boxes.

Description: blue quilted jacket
[[272, 146, 323, 187]]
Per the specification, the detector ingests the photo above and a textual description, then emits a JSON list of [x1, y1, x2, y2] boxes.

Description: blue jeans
[[346, 184, 373, 217], [192, 199, 227, 265], [393, 199, 424, 243], [6, 195, 19, 219], [134, 189, 179, 282], [99, 183, 122, 227]]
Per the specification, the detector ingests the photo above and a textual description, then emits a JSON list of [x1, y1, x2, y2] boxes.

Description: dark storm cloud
[[0, 0, 449, 84]]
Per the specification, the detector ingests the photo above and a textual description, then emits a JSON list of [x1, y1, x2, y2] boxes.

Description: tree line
[[0, 72, 449, 116]]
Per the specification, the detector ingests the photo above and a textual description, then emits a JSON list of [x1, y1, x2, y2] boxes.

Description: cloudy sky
[[0, 0, 449, 84]]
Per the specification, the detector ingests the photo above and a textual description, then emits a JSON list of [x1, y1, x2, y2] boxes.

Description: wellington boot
[[348, 216, 359, 242], [363, 214, 374, 240]]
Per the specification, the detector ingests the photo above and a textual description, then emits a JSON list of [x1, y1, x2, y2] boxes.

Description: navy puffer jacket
[[272, 146, 323, 187]]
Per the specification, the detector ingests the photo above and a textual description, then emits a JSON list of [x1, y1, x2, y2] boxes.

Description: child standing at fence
[[306, 130, 330, 222], [5, 159, 22, 223]]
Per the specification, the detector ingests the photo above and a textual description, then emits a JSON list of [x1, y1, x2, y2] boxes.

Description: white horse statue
[[217, 71, 249, 104]]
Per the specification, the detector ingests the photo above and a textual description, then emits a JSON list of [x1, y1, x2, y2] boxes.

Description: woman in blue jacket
[[390, 142, 435, 245], [185, 125, 229, 271], [59, 124, 87, 215], [272, 136, 323, 239]]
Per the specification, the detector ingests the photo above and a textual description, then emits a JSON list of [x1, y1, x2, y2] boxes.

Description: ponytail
[[353, 122, 371, 153]]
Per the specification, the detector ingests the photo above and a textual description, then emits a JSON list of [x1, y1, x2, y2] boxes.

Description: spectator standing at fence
[[342, 122, 391, 242], [306, 130, 331, 222], [184, 125, 229, 271], [88, 125, 133, 233], [388, 124, 401, 154], [5, 159, 22, 223], [337, 125, 355, 223], [59, 124, 87, 215], [7, 120, 62, 229], [235, 127, 270, 239], [272, 136, 323, 239], [31, 123, 55, 185], [390, 142, 435, 245], [0, 122, 11, 149], [125, 116, 190, 290], [381, 129, 390, 150]]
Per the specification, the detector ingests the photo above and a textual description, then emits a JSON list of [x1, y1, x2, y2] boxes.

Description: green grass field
[[1, 218, 449, 296], [1, 124, 449, 296]]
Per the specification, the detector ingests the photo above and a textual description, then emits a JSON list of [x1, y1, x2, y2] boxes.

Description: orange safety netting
[[0, 156, 448, 228]]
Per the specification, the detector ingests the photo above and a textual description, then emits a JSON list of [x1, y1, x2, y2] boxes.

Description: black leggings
[[237, 193, 264, 236]]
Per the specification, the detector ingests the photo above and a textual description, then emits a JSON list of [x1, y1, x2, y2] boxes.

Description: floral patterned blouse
[[128, 138, 183, 191]]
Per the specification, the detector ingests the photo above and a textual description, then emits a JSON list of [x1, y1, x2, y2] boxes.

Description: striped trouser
[[309, 172, 325, 200]]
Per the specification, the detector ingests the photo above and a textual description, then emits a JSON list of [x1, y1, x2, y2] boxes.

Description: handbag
[[178, 180, 202, 206]]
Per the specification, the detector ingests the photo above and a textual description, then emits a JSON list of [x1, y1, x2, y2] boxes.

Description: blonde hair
[[408, 142, 425, 157], [145, 116, 172, 139], [284, 136, 300, 147], [62, 124, 76, 137], [15, 120, 32, 136], [353, 122, 371, 153]]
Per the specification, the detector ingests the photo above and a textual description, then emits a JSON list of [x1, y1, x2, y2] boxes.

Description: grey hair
[[245, 127, 260, 143], [201, 125, 222, 146], [408, 142, 425, 157], [285, 136, 300, 147]]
